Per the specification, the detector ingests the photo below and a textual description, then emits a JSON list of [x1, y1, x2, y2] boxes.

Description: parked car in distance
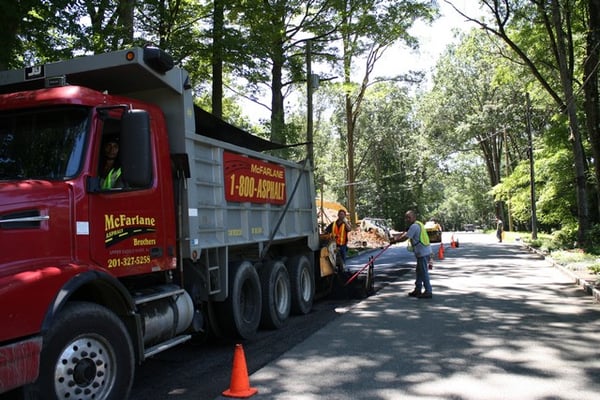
[[360, 217, 397, 240], [464, 224, 475, 232]]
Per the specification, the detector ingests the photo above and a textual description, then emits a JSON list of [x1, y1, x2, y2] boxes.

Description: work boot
[[418, 292, 433, 299], [408, 289, 421, 297]]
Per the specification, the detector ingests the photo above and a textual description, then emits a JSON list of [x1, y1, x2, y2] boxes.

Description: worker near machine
[[100, 134, 123, 189], [395, 210, 433, 299], [325, 209, 352, 263]]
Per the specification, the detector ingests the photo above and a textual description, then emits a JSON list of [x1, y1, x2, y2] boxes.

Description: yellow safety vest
[[332, 222, 348, 246], [102, 167, 122, 189], [416, 221, 430, 246], [408, 221, 430, 251]]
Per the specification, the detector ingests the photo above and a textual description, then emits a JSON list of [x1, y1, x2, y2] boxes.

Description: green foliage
[[493, 109, 577, 233], [588, 264, 600, 275], [551, 223, 578, 249], [430, 154, 494, 230], [550, 248, 596, 264], [419, 29, 532, 229], [583, 224, 600, 253], [528, 238, 543, 248]]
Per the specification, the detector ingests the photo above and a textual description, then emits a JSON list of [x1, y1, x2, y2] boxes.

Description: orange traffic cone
[[222, 344, 258, 398], [450, 235, 456, 248], [437, 243, 445, 260]]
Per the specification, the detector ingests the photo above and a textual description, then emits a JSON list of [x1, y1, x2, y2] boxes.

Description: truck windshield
[[0, 107, 89, 180]]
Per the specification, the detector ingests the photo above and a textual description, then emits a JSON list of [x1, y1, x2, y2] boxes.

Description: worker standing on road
[[325, 209, 352, 264], [395, 210, 433, 299], [496, 216, 504, 243]]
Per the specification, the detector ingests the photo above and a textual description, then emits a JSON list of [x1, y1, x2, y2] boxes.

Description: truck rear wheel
[[24, 301, 134, 400], [288, 254, 314, 315], [259, 260, 291, 329], [216, 261, 262, 339]]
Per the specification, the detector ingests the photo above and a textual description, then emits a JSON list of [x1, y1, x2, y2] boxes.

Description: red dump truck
[[0, 47, 339, 399]]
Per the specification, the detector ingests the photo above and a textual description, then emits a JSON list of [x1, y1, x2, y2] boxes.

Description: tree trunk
[[551, 0, 589, 244], [345, 94, 356, 224], [269, 5, 286, 145], [270, 55, 285, 144], [114, 0, 135, 49], [211, 0, 224, 119], [584, 0, 600, 220]]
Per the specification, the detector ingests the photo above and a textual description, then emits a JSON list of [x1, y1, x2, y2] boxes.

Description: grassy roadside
[[493, 230, 600, 285]]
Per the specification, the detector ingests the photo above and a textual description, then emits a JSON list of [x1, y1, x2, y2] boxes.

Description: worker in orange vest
[[325, 209, 352, 264]]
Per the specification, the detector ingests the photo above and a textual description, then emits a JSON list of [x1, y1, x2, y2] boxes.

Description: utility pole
[[526, 93, 538, 239]]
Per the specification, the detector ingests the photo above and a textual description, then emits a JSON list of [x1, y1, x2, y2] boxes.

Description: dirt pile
[[348, 229, 389, 249], [318, 206, 392, 249]]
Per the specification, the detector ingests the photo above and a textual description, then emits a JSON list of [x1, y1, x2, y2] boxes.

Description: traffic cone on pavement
[[437, 243, 445, 260], [222, 344, 258, 398], [450, 235, 456, 248]]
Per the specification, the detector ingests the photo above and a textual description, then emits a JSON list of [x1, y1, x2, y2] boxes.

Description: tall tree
[[583, 0, 600, 216], [352, 82, 418, 225], [335, 0, 435, 224], [0, 0, 80, 67], [229, 0, 337, 143], [447, 0, 591, 243], [74, 0, 136, 52], [421, 30, 531, 223], [0, 1, 36, 69], [137, 0, 209, 59]]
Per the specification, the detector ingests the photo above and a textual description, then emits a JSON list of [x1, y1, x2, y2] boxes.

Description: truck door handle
[[150, 247, 163, 258]]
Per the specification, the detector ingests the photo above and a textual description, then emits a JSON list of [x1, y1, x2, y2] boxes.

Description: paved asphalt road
[[218, 232, 600, 400]]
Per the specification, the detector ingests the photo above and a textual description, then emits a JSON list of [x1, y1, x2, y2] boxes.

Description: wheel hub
[[54, 337, 114, 399]]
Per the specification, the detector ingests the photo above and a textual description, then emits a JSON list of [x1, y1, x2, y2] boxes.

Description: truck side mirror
[[121, 110, 152, 187]]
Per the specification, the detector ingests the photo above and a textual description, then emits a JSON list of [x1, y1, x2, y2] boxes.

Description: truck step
[[144, 335, 192, 359], [134, 285, 185, 305]]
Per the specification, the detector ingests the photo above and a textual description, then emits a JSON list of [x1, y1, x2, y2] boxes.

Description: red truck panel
[[0, 336, 42, 393]]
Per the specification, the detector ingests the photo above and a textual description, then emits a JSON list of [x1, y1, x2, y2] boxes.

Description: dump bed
[[184, 134, 318, 257]]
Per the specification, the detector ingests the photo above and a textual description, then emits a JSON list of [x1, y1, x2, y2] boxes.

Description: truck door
[[88, 113, 173, 276]]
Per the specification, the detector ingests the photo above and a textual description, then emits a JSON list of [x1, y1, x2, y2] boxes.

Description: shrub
[[529, 239, 543, 248], [588, 264, 600, 275], [584, 224, 600, 254], [551, 223, 578, 249]]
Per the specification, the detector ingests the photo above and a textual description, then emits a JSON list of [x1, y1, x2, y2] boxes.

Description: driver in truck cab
[[99, 134, 123, 189]]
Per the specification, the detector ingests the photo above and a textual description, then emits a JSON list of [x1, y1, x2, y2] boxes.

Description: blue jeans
[[415, 256, 432, 293], [338, 244, 348, 262]]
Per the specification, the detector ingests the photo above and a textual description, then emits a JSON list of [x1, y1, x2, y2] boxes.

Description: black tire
[[216, 261, 262, 339], [259, 260, 291, 329], [288, 254, 315, 315], [23, 302, 134, 400]]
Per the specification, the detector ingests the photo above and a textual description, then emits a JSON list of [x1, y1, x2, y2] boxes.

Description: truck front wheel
[[23, 302, 134, 400]]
